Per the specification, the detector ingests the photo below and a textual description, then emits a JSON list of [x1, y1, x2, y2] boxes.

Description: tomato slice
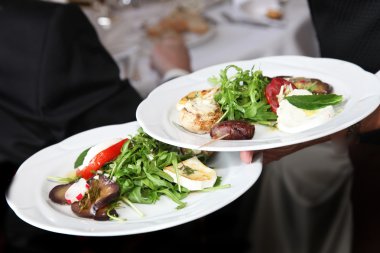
[[76, 138, 129, 179], [265, 77, 296, 113]]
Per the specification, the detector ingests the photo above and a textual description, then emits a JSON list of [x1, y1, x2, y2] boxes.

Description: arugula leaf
[[211, 65, 276, 125], [128, 186, 158, 204], [158, 188, 188, 209], [285, 94, 343, 110], [119, 178, 134, 195], [102, 128, 208, 211], [121, 197, 144, 217]]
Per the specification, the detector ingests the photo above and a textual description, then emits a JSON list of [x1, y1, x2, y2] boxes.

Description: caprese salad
[[176, 65, 343, 139]]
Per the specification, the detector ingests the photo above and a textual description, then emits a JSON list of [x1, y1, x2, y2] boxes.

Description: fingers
[[358, 105, 380, 134], [262, 135, 333, 164], [240, 151, 254, 164], [239, 132, 341, 165]]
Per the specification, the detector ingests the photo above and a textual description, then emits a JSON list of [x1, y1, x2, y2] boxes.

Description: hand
[[150, 33, 191, 76], [358, 105, 380, 134], [239, 105, 380, 164], [240, 150, 255, 164], [239, 139, 331, 165], [239, 130, 347, 164]]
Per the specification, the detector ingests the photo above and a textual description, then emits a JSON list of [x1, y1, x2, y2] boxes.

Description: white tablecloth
[[83, 0, 319, 98]]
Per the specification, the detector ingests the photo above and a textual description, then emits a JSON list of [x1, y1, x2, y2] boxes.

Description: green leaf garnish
[[198, 184, 231, 192], [74, 147, 90, 168], [285, 94, 343, 110], [99, 128, 215, 212], [211, 65, 277, 125], [47, 176, 77, 184], [121, 196, 144, 217]]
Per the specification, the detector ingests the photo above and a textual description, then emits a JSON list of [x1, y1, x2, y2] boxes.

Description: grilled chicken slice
[[176, 87, 222, 134]]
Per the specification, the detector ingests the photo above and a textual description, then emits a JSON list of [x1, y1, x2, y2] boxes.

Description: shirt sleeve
[[161, 68, 190, 83]]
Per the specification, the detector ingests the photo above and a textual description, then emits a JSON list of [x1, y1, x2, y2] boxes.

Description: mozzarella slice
[[176, 87, 220, 112], [176, 87, 222, 134], [164, 156, 217, 191], [277, 89, 335, 133]]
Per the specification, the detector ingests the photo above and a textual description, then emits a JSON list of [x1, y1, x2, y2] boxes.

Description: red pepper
[[76, 138, 129, 180], [265, 77, 296, 113]]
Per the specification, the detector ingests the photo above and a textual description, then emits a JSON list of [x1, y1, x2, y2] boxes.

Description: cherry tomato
[[265, 77, 296, 113], [76, 138, 129, 180]]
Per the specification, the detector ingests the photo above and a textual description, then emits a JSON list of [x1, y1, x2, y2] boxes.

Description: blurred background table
[[81, 0, 319, 97]]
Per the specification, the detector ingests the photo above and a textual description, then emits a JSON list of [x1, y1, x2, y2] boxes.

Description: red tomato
[[265, 77, 296, 113], [76, 138, 129, 180]]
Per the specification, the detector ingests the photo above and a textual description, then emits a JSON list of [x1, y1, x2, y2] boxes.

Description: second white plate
[[136, 56, 380, 151]]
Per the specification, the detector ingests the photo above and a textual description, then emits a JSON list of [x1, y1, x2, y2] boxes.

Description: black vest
[[0, 0, 141, 174]]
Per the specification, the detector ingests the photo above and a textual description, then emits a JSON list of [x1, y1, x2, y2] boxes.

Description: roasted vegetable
[[49, 174, 120, 221], [49, 183, 73, 205], [286, 77, 332, 94], [210, 120, 255, 140], [265, 77, 296, 113], [76, 138, 129, 180], [71, 202, 118, 221]]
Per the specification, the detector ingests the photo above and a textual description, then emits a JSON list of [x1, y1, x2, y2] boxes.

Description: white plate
[[136, 56, 380, 152], [6, 121, 262, 236]]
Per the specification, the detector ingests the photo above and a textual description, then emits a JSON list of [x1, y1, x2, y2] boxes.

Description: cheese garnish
[[164, 156, 217, 191]]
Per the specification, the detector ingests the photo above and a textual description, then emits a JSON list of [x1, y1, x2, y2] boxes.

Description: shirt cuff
[[162, 68, 190, 83]]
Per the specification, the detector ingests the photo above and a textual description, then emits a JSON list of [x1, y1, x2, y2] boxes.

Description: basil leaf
[[74, 148, 90, 168], [285, 94, 343, 110]]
